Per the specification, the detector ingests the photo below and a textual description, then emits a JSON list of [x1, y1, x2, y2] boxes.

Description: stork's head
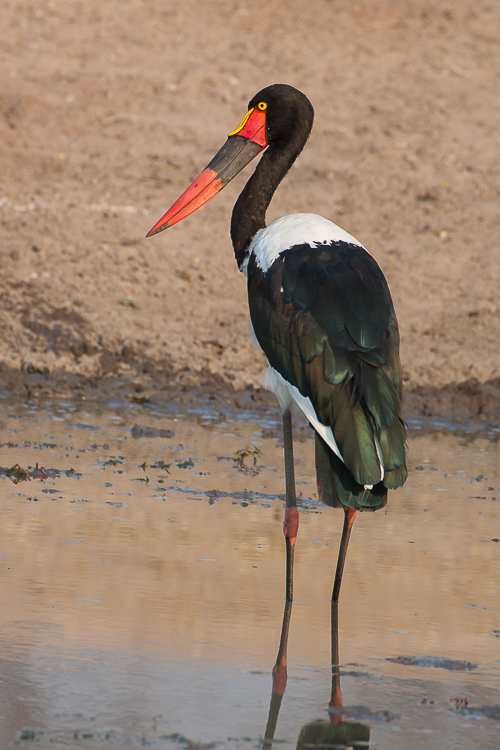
[[146, 84, 313, 237]]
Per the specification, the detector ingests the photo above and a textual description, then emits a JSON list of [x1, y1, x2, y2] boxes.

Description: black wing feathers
[[315, 433, 388, 510], [248, 240, 407, 503]]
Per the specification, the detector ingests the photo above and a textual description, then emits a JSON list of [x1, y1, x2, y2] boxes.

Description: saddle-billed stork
[[146, 84, 407, 602]]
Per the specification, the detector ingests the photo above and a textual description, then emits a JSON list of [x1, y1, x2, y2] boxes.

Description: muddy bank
[[1, 0, 499, 425], [2, 361, 500, 429]]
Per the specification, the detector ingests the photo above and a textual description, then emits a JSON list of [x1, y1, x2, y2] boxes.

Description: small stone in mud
[[126, 393, 150, 404], [131, 424, 175, 439]]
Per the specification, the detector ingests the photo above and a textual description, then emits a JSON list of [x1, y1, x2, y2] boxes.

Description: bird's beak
[[146, 107, 267, 237]]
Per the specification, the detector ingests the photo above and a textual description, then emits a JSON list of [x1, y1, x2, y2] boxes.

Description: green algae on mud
[[0, 462, 82, 483]]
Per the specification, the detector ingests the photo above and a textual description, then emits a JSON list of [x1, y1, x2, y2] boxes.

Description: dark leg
[[263, 599, 293, 749], [282, 409, 299, 602], [283, 409, 296, 506], [329, 601, 343, 723], [332, 508, 357, 603]]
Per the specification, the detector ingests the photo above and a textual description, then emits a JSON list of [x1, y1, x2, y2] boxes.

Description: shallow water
[[0, 398, 499, 749]]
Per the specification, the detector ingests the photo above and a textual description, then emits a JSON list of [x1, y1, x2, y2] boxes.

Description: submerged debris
[[328, 704, 398, 722], [176, 458, 195, 469], [452, 704, 500, 721], [150, 459, 171, 472], [387, 656, 478, 671], [158, 732, 217, 749], [18, 728, 44, 741]]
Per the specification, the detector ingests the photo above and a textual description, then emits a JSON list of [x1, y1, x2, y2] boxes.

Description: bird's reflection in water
[[263, 602, 370, 749]]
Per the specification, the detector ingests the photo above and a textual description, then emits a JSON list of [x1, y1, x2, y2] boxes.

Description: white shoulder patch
[[249, 213, 364, 273]]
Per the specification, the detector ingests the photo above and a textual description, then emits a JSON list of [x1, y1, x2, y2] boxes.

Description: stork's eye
[[257, 102, 267, 111]]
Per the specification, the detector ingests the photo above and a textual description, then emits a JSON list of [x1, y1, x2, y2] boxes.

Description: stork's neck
[[230, 134, 308, 271]]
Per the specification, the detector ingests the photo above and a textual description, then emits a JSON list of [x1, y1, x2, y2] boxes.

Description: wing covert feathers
[[248, 240, 407, 503]]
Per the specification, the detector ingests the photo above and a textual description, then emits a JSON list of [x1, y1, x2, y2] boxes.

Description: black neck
[[230, 129, 310, 270]]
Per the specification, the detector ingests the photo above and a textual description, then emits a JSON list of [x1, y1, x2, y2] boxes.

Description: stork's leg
[[332, 508, 357, 602], [282, 409, 299, 602], [263, 598, 293, 749], [329, 601, 343, 723]]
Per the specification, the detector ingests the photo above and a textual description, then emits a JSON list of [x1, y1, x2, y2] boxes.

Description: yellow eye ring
[[257, 102, 267, 111]]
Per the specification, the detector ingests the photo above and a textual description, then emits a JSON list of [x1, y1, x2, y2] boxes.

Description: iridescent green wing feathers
[[248, 241, 407, 496]]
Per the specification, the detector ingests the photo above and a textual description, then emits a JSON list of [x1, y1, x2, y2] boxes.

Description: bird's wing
[[248, 240, 407, 490]]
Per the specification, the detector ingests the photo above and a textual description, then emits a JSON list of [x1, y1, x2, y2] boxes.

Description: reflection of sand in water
[[0, 402, 499, 664], [1, 402, 500, 746]]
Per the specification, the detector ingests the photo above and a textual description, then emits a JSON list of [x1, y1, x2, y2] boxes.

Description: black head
[[248, 84, 314, 147]]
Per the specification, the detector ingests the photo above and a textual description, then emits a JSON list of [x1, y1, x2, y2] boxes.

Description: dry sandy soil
[[1, 0, 499, 423]]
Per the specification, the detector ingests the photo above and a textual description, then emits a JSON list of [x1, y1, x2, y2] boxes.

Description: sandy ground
[[1, 0, 499, 422]]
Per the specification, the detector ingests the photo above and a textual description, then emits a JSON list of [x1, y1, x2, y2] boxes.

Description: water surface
[[0, 399, 499, 748]]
